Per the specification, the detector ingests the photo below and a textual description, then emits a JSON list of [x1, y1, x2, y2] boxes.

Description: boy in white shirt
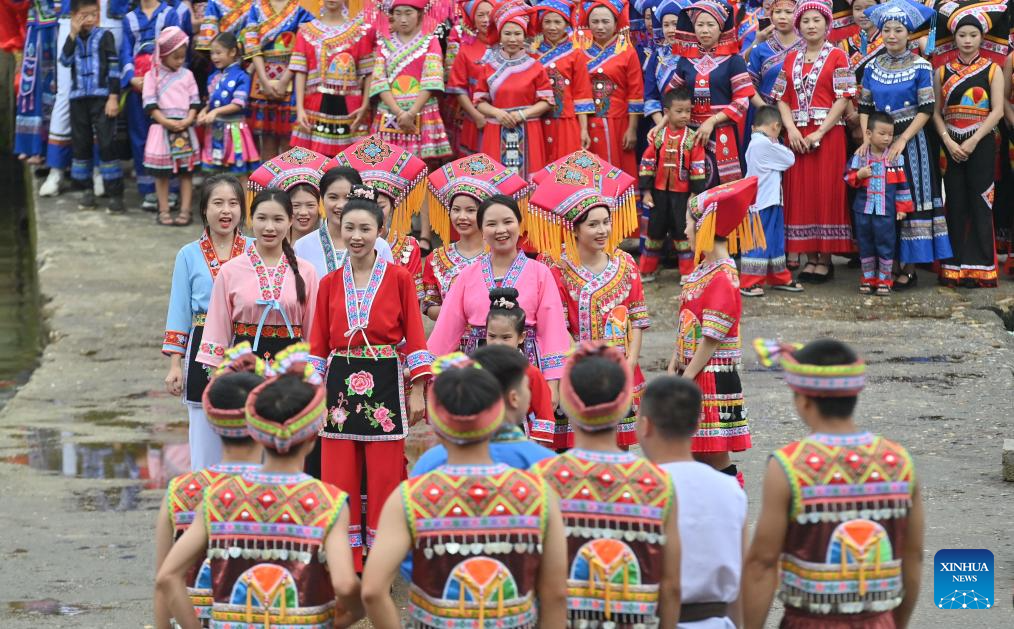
[[740, 105, 802, 296], [637, 375, 747, 629]]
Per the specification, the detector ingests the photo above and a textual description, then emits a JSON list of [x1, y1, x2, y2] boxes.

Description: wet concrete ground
[[0, 185, 1012, 627]]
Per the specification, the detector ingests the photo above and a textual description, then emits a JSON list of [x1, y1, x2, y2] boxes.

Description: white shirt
[[659, 461, 747, 629], [294, 221, 393, 281], [745, 132, 796, 211]]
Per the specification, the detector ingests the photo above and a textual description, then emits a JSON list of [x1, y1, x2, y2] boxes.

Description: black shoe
[[810, 263, 834, 284], [78, 189, 97, 210], [894, 272, 917, 291], [106, 196, 126, 214]]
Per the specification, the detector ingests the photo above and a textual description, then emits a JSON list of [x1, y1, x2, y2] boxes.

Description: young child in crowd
[[744, 338, 923, 629], [845, 111, 913, 295], [143, 26, 201, 227], [60, 0, 125, 213], [483, 287, 556, 448], [740, 104, 802, 296], [639, 87, 707, 280], [638, 375, 747, 628], [197, 32, 260, 182]]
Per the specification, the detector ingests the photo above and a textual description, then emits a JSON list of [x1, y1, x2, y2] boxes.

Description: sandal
[[740, 286, 765, 297], [876, 285, 892, 296], [787, 255, 801, 271], [771, 281, 804, 292], [858, 284, 873, 295], [157, 210, 175, 226], [893, 271, 917, 292], [173, 211, 193, 226]]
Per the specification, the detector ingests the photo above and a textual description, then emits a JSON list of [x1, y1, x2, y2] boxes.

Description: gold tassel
[[348, 0, 362, 17], [694, 209, 716, 265], [245, 189, 255, 229], [427, 189, 450, 244], [317, 198, 325, 220], [392, 183, 426, 239]]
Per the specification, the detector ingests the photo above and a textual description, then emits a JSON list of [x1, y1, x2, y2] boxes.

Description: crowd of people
[[11, 0, 1014, 289]]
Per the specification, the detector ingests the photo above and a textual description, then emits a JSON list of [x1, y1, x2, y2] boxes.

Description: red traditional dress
[[369, 31, 452, 160], [421, 244, 485, 315], [443, 4, 493, 156], [474, 49, 555, 179], [773, 43, 856, 253], [389, 233, 424, 302], [584, 37, 644, 178], [534, 36, 595, 161], [166, 461, 259, 625], [550, 251, 650, 448], [204, 470, 348, 628], [289, 16, 374, 154], [309, 257, 433, 570], [676, 258, 749, 452]]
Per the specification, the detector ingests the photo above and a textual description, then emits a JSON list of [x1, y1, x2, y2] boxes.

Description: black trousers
[[69, 96, 123, 196], [942, 133, 996, 285]]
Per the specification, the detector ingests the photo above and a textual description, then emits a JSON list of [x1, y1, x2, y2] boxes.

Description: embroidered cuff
[[574, 100, 594, 115], [406, 350, 435, 380], [163, 329, 189, 355], [540, 352, 566, 380], [702, 309, 736, 341], [308, 354, 328, 378]]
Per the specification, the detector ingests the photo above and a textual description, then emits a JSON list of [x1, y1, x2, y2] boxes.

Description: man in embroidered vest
[[156, 344, 363, 629], [362, 353, 568, 629], [533, 341, 681, 628], [743, 338, 924, 629], [637, 375, 748, 627], [155, 343, 266, 628]]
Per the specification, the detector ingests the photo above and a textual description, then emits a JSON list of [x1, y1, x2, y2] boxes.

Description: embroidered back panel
[[533, 450, 673, 625], [168, 463, 255, 623], [204, 472, 346, 628], [773, 433, 914, 616], [403, 464, 547, 628]]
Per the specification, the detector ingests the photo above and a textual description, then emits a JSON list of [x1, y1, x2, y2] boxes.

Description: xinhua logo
[[933, 549, 994, 610]]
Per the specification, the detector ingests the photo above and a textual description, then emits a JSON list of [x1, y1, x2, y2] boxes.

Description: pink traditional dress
[[196, 243, 318, 367], [142, 62, 202, 174], [369, 30, 452, 159], [427, 251, 570, 381], [289, 15, 375, 154]]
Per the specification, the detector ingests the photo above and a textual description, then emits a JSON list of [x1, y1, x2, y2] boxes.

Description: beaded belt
[[233, 322, 302, 339]]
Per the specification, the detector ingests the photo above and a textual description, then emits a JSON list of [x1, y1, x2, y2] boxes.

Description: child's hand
[[104, 95, 119, 118], [69, 13, 83, 37], [204, 110, 217, 125], [856, 165, 873, 180], [642, 190, 654, 209], [895, 211, 906, 221], [297, 108, 311, 132]]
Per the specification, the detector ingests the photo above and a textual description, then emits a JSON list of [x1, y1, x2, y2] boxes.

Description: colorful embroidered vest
[[167, 462, 259, 625], [533, 449, 674, 626], [203, 471, 347, 629], [403, 463, 547, 629], [773, 432, 914, 615]]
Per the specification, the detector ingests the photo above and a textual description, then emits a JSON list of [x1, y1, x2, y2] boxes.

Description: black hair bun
[[488, 287, 520, 309]]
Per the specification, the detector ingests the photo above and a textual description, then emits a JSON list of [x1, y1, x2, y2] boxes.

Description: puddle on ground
[[874, 354, 968, 365], [8, 599, 88, 616], [868, 372, 984, 389], [3, 426, 190, 492]]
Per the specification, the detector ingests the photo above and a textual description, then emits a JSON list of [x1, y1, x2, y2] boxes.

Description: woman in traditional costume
[[859, 0, 951, 289], [582, 0, 644, 178], [472, 0, 554, 179], [669, 0, 756, 188], [14, 0, 58, 163], [197, 183, 317, 370], [195, 0, 248, 51], [644, 0, 691, 125], [290, 0, 374, 155], [423, 153, 530, 320], [164, 175, 252, 470], [308, 196, 432, 570], [330, 134, 430, 300], [668, 176, 762, 484], [241, 0, 312, 159], [444, 0, 496, 157], [931, 0, 1007, 287], [532, 0, 594, 161], [773, 0, 855, 281], [427, 194, 570, 396], [747, 0, 800, 107], [531, 151, 649, 448]]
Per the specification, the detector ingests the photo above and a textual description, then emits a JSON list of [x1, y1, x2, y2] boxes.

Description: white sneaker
[[39, 169, 63, 197], [93, 169, 105, 198]]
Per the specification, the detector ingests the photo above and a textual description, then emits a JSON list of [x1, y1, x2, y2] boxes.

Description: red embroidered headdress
[[687, 176, 764, 263], [427, 353, 506, 444], [246, 146, 327, 224], [426, 153, 531, 243]]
